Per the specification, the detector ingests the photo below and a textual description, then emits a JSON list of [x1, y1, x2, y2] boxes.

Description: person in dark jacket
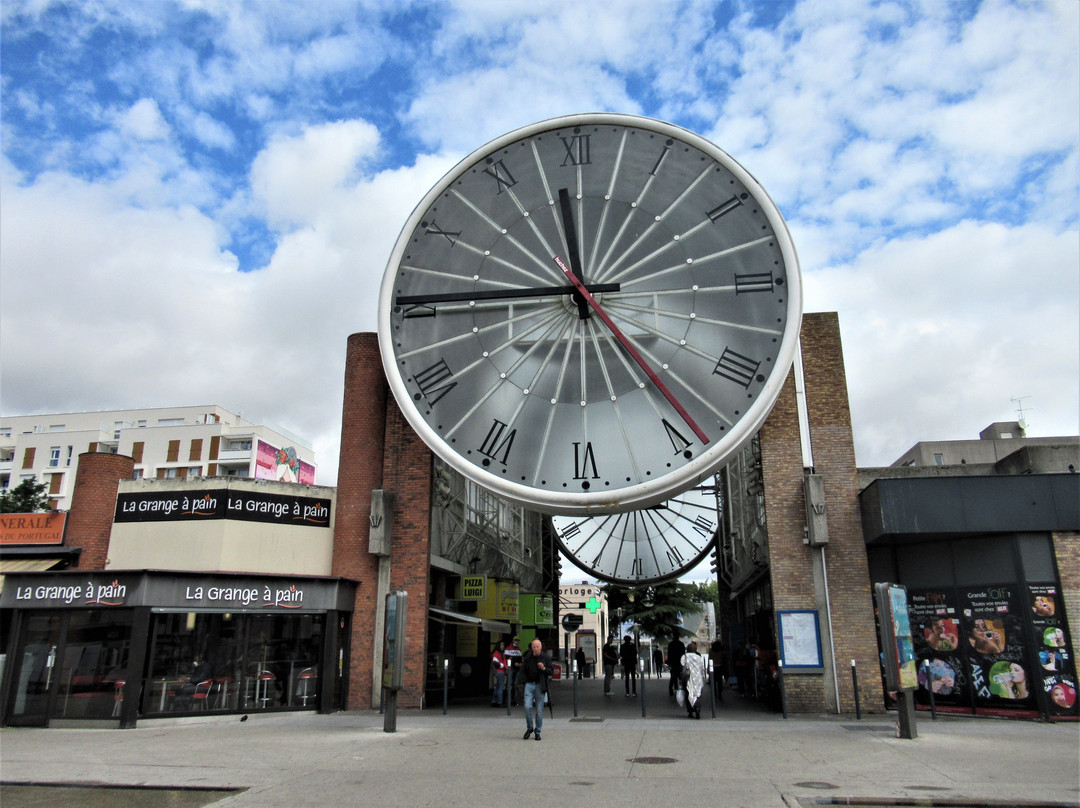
[[620, 635, 638, 696], [667, 635, 686, 696]]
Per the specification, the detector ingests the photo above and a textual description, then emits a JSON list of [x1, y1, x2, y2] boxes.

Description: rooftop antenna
[[1010, 396, 1031, 434]]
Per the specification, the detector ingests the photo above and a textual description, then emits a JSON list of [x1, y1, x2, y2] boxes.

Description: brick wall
[[333, 332, 434, 709], [332, 333, 388, 709], [65, 452, 135, 570], [382, 397, 433, 709], [759, 313, 882, 714]]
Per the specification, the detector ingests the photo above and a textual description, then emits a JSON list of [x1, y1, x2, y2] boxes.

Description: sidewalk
[[2, 676, 1078, 808]]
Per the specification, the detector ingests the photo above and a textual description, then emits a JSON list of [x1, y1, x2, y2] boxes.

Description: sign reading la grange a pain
[[114, 489, 330, 528]]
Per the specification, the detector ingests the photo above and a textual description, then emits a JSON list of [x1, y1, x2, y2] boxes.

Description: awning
[[0, 558, 65, 593], [429, 607, 512, 635]]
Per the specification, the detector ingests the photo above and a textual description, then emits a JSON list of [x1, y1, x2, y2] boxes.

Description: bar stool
[[296, 668, 315, 706], [256, 670, 276, 708], [111, 680, 126, 717]]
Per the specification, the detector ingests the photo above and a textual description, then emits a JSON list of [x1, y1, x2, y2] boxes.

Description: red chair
[[191, 679, 214, 710]]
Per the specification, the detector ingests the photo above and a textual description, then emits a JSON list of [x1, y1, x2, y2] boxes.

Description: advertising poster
[[889, 586, 919, 690], [908, 589, 966, 707], [1028, 584, 1078, 717], [960, 585, 1033, 709], [255, 440, 316, 484]]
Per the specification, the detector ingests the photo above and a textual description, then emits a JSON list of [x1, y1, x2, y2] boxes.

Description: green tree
[[692, 580, 720, 615], [0, 478, 52, 513], [602, 581, 701, 644]]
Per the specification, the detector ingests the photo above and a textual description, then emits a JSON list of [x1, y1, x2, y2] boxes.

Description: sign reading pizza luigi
[[460, 576, 487, 601]]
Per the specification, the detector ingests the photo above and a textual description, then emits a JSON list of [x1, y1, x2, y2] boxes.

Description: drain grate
[[628, 756, 678, 765]]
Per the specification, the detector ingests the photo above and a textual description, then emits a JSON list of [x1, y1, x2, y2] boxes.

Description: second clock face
[[378, 114, 801, 515], [552, 480, 720, 584]]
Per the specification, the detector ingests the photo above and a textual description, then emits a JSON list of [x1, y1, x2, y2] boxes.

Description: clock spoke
[[598, 165, 713, 285], [588, 130, 629, 274], [451, 189, 565, 285], [396, 301, 563, 361], [531, 323, 583, 484], [609, 299, 782, 338], [583, 319, 644, 482], [556, 254, 710, 444]]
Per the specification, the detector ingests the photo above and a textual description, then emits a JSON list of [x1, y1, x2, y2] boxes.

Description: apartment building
[[0, 406, 316, 510]]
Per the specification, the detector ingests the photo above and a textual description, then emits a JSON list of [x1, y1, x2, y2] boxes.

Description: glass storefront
[[143, 612, 323, 714], [0, 571, 355, 727]]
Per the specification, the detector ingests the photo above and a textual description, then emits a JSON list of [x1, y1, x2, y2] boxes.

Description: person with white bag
[[680, 642, 706, 719]]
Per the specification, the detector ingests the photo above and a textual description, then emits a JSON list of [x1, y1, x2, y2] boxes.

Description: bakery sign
[[114, 489, 330, 528]]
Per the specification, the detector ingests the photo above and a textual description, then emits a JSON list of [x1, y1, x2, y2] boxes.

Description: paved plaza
[[1, 676, 1078, 808]]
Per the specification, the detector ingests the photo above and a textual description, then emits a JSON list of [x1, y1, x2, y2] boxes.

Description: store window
[[56, 611, 133, 719], [144, 612, 323, 714]]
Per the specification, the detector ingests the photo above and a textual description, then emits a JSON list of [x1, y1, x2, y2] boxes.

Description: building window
[[165, 468, 179, 479], [158, 418, 184, 426], [133, 469, 144, 479], [49, 447, 61, 467], [189, 466, 202, 477], [933, 453, 944, 466], [49, 424, 65, 432], [66, 446, 73, 466]]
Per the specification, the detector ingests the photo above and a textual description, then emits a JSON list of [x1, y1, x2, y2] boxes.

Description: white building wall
[[0, 405, 316, 510]]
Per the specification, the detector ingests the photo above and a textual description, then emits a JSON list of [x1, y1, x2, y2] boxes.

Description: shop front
[[863, 475, 1079, 720], [0, 570, 356, 728]]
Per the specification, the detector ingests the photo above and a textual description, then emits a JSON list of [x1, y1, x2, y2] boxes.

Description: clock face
[[378, 113, 800, 516], [552, 479, 719, 584]]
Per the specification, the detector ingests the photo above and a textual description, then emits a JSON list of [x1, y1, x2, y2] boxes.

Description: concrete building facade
[[1, 406, 317, 511]]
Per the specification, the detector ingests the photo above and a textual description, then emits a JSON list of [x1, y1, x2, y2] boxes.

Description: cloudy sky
[[2, 0, 1077, 487]]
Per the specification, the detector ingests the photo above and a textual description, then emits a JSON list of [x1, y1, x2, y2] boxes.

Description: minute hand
[[553, 254, 709, 445], [396, 283, 620, 306]]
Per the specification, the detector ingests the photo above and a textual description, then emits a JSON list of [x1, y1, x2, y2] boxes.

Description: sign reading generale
[[114, 489, 330, 528]]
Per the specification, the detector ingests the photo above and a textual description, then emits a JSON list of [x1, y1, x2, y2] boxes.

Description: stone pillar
[[65, 452, 135, 570]]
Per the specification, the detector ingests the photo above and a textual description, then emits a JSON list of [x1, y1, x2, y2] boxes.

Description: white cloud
[[250, 119, 382, 229], [807, 220, 1080, 465], [1, 0, 1077, 491], [117, 98, 171, 141]]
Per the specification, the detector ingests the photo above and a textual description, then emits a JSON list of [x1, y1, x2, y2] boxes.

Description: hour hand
[[395, 283, 619, 308]]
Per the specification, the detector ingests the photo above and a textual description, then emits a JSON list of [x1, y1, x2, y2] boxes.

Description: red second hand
[[554, 255, 709, 445]]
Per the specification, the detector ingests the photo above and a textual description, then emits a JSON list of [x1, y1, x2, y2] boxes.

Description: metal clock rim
[[377, 112, 803, 516]]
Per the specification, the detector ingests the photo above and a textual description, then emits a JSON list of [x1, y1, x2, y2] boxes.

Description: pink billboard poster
[[255, 440, 315, 484]]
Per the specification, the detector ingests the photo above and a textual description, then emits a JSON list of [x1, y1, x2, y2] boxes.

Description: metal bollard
[[639, 659, 646, 717], [777, 661, 788, 719], [709, 658, 716, 718], [442, 658, 448, 716], [851, 658, 861, 720], [572, 660, 578, 717]]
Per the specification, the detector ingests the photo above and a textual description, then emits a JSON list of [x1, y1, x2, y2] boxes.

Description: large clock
[[552, 478, 720, 584], [378, 113, 800, 516]]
